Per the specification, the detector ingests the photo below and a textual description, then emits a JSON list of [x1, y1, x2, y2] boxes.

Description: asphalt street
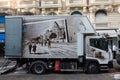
[[0, 72, 116, 80]]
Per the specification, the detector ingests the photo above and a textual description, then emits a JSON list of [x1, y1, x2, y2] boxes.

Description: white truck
[[4, 16, 113, 74]]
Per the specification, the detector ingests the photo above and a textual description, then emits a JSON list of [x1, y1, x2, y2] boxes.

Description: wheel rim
[[34, 64, 43, 74], [88, 63, 98, 73], [89, 64, 97, 72]]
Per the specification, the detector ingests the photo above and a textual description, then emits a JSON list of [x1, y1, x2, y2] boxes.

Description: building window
[[69, 0, 81, 3], [22, 12, 34, 15], [20, 1, 33, 4], [48, 12, 57, 15], [95, 10, 108, 27], [45, 0, 58, 4], [71, 11, 82, 15], [39, 1, 41, 6]]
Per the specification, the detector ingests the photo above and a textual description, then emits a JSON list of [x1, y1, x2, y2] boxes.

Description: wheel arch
[[86, 59, 99, 65], [29, 60, 48, 72], [85, 59, 100, 72]]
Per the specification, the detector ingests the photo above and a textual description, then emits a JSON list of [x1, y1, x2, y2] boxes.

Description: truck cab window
[[90, 38, 108, 51]]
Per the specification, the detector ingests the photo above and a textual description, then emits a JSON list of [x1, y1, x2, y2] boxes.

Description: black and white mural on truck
[[23, 17, 86, 58]]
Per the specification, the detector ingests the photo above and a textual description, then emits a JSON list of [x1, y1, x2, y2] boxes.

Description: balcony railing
[[16, 1, 36, 8], [0, 2, 10, 8], [113, 0, 120, 5], [66, 0, 87, 6], [45, 1, 58, 4], [93, 22, 120, 29], [95, 0, 109, 1], [0, 0, 10, 1], [69, 0, 83, 3], [41, 0, 62, 8], [89, 0, 112, 5], [19, 1, 33, 4]]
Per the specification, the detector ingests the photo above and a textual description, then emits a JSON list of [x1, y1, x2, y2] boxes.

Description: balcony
[[0, 1, 10, 8], [66, 0, 87, 7], [16, 1, 36, 8], [41, 0, 62, 8], [89, 0, 112, 5], [113, 0, 120, 5]]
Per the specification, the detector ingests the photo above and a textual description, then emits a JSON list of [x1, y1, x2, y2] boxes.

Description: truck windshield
[[90, 38, 108, 51]]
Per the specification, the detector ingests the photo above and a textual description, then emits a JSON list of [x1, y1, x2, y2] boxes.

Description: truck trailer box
[[5, 16, 95, 58]]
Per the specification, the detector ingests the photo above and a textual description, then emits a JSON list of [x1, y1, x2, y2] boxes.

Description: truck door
[[5, 17, 22, 57], [86, 36, 113, 61], [118, 40, 120, 53], [116, 40, 120, 64]]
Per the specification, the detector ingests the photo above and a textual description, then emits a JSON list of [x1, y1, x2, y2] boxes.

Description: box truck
[[4, 16, 113, 74]]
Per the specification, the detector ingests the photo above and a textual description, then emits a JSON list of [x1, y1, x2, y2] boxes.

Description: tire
[[87, 63, 99, 74], [31, 63, 45, 74], [117, 61, 120, 65], [116, 54, 120, 65]]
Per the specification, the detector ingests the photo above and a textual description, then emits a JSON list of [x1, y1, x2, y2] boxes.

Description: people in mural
[[44, 38, 47, 46], [28, 42, 32, 54], [32, 43, 37, 53], [24, 20, 67, 55], [61, 28, 66, 42], [47, 39, 51, 48]]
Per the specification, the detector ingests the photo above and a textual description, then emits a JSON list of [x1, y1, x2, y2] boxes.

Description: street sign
[[0, 16, 5, 43], [0, 16, 5, 23], [0, 33, 5, 43]]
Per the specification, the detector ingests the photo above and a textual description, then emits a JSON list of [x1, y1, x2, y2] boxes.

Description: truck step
[[0, 61, 11, 67], [0, 60, 17, 75], [0, 66, 15, 74], [100, 66, 109, 70], [60, 69, 84, 72], [0, 66, 17, 75]]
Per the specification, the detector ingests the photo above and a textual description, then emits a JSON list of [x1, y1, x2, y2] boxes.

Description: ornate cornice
[[89, 5, 113, 13]]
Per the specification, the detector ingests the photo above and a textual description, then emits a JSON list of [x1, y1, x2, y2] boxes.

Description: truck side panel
[[5, 17, 22, 57]]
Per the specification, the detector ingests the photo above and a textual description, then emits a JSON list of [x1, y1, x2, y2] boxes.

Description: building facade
[[0, 0, 120, 29]]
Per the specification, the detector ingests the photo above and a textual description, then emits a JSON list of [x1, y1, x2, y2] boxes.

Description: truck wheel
[[32, 63, 45, 74], [87, 63, 99, 74]]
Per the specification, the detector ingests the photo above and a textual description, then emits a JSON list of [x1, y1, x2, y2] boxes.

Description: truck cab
[[96, 29, 119, 64], [85, 35, 113, 73]]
